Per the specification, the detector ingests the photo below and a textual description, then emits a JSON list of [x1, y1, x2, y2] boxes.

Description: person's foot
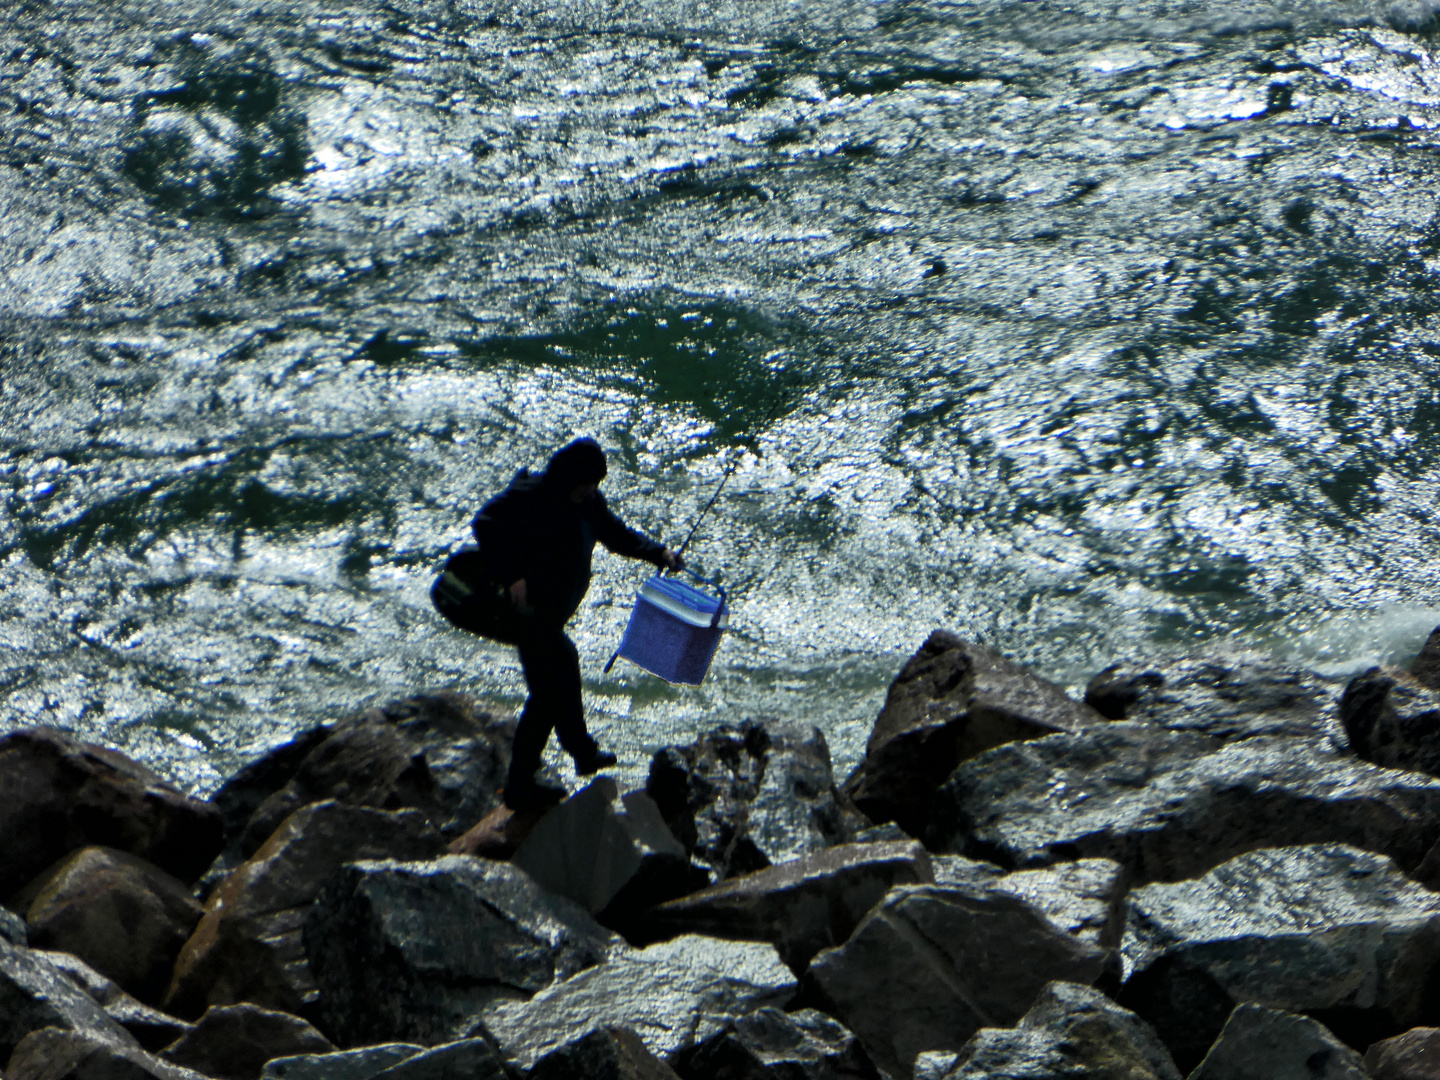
[[502, 777, 567, 812], [574, 749, 618, 776]]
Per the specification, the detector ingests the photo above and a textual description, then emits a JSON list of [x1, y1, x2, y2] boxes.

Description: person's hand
[[508, 578, 528, 609], [660, 549, 685, 572]]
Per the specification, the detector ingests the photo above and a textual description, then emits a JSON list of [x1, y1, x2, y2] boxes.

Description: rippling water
[[4, 0, 1440, 793]]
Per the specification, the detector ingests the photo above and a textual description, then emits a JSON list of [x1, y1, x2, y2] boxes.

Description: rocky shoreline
[[4, 628, 1440, 1080]]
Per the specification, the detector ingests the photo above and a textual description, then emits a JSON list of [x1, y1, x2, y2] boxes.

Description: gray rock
[[37, 949, 193, 1051], [804, 885, 1112, 1080], [1084, 653, 1342, 743], [1413, 626, 1440, 691], [927, 856, 1005, 891], [365, 1041, 508, 1080], [261, 1045, 423, 1080], [1364, 1025, 1440, 1079], [1118, 843, 1440, 1072], [1341, 666, 1440, 776], [930, 723, 1440, 882], [474, 935, 797, 1071], [842, 632, 1100, 836], [0, 906, 26, 946], [943, 981, 1180, 1080], [0, 937, 139, 1061], [7, 1028, 208, 1080], [930, 857, 1126, 946], [646, 841, 933, 970], [160, 1003, 334, 1080], [530, 1027, 681, 1080], [511, 778, 693, 921], [1189, 1004, 1366, 1080], [304, 855, 616, 1047], [678, 1007, 878, 1080], [913, 1053, 960, 1080]]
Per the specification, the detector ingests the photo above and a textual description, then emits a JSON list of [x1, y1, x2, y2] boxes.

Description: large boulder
[[1413, 626, 1440, 691], [677, 1007, 879, 1080], [930, 723, 1440, 882], [1365, 1026, 1440, 1079], [304, 855, 616, 1047], [942, 981, 1180, 1080], [165, 801, 443, 1019], [646, 721, 860, 882], [1084, 653, 1342, 743], [510, 778, 696, 925], [646, 841, 933, 970], [1188, 1004, 1366, 1080], [529, 1027, 681, 1080], [7, 1028, 207, 1080], [1341, 667, 1440, 776], [1118, 843, 1440, 1071], [364, 1040, 508, 1080], [160, 1004, 333, 1080], [842, 632, 1101, 836], [21, 847, 202, 1005], [0, 938, 139, 1061], [803, 885, 1112, 1080], [37, 949, 192, 1051], [932, 857, 1127, 948], [474, 936, 797, 1071], [0, 727, 223, 898], [261, 1046, 423, 1080]]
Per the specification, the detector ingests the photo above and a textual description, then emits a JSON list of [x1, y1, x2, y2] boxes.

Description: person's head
[[544, 437, 608, 501]]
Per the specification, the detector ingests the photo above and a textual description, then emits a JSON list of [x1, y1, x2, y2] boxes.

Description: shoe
[[503, 778, 567, 812], [574, 749, 618, 777]]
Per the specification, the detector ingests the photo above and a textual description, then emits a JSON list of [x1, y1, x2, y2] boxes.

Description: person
[[431, 437, 683, 810]]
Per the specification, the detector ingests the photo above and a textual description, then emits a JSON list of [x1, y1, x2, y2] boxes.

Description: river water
[[3, 0, 1440, 795]]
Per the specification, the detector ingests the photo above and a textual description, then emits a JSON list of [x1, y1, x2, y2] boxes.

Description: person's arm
[[470, 483, 531, 591], [590, 493, 684, 570]]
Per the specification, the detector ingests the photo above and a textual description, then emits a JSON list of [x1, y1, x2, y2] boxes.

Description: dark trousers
[[431, 580, 597, 793]]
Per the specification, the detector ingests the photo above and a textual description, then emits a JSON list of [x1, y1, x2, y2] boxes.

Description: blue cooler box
[[604, 572, 728, 686]]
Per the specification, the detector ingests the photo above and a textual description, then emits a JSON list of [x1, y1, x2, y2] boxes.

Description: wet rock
[[37, 949, 193, 1051], [530, 1027, 681, 1080], [1413, 627, 1440, 691], [365, 1040, 508, 1080], [7, 1028, 206, 1080], [941, 858, 1127, 948], [0, 727, 223, 898], [0, 937, 139, 1060], [1188, 1004, 1366, 1080], [930, 723, 1440, 882], [475, 935, 797, 1071], [304, 855, 616, 1047], [261, 1045, 423, 1080], [1341, 666, 1440, 776], [678, 1007, 878, 1080], [160, 1003, 334, 1080], [803, 885, 1112, 1080], [943, 981, 1180, 1080], [842, 632, 1100, 836], [511, 778, 695, 924], [646, 840, 933, 970], [1, 906, 26, 946], [21, 846, 202, 1005], [1118, 843, 1440, 1072], [646, 721, 860, 882], [1364, 1026, 1440, 1079], [166, 801, 443, 1019], [1084, 653, 1341, 742], [912, 1052, 959, 1080]]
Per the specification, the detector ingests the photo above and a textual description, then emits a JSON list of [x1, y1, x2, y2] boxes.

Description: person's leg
[[505, 620, 589, 806]]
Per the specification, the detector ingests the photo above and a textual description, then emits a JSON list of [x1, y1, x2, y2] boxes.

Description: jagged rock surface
[[931, 723, 1440, 881], [529, 1027, 682, 1080], [942, 981, 1180, 1080], [804, 885, 1112, 1080], [1341, 666, 1440, 776], [841, 632, 1100, 836], [475, 935, 797, 1071], [305, 855, 616, 1047], [38, 949, 193, 1050], [1188, 1004, 1366, 1080], [0, 906, 27, 946], [646, 721, 860, 882], [0, 938, 140, 1060], [678, 1007, 878, 1080], [22, 846, 202, 1005], [261, 1046, 423, 1080], [7, 1028, 207, 1080], [0, 727, 223, 897], [1118, 843, 1440, 1071], [160, 1003, 333, 1080], [1413, 627, 1440, 691], [931, 858, 1127, 948], [646, 840, 933, 970], [166, 801, 443, 1019], [364, 1040, 508, 1080], [1364, 1026, 1440, 1080]]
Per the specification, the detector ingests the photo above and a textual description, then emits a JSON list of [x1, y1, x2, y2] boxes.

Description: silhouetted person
[[432, 437, 682, 810]]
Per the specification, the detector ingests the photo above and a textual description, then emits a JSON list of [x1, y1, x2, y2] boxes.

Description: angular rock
[[530, 1027, 680, 1080], [842, 632, 1101, 836], [475, 936, 797, 1071], [165, 801, 443, 1019], [0, 727, 223, 898], [1189, 1004, 1366, 1080], [984, 859, 1127, 949], [913, 1052, 959, 1080], [510, 778, 695, 924], [366, 1041, 507, 1080], [1341, 666, 1440, 776], [647, 721, 860, 882], [37, 950, 192, 1051], [160, 1003, 334, 1080], [678, 1007, 878, 1080], [1, 905, 26, 946], [22, 847, 202, 1005], [804, 885, 1112, 1080], [304, 855, 616, 1047], [1365, 1026, 1440, 1080], [944, 981, 1180, 1080], [1413, 626, 1440, 691], [445, 806, 545, 860], [261, 1046, 423, 1080], [1118, 843, 1440, 1072], [1084, 653, 1341, 742], [646, 841, 933, 970], [931, 723, 1440, 882], [0, 938, 139, 1060], [7, 1028, 207, 1080]]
